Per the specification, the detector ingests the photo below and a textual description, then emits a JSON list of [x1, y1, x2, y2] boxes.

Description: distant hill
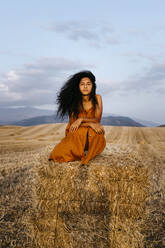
[[130, 117, 160, 127], [0, 107, 54, 125], [101, 116, 144, 127], [10, 114, 144, 127], [102, 113, 160, 127], [103, 113, 161, 127], [0, 107, 159, 127], [158, 124, 165, 127], [11, 115, 68, 126]]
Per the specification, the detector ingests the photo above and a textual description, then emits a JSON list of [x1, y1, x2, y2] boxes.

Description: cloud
[[125, 63, 165, 93], [51, 21, 99, 41], [122, 51, 165, 65], [0, 50, 35, 59], [47, 20, 120, 47], [47, 20, 165, 48], [48, 21, 164, 48], [0, 57, 92, 108], [1, 55, 164, 111], [97, 62, 165, 96]]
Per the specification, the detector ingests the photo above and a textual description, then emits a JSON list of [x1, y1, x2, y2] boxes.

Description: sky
[[0, 0, 165, 124]]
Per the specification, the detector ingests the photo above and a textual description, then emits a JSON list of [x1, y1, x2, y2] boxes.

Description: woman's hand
[[89, 123, 105, 134], [69, 118, 82, 132]]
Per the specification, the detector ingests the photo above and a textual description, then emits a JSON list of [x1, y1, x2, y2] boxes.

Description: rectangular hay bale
[[29, 157, 150, 248]]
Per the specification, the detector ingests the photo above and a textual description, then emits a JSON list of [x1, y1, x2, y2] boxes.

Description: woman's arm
[[69, 95, 104, 133], [81, 122, 104, 134], [65, 114, 74, 136]]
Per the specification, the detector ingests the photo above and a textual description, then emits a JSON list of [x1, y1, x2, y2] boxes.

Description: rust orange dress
[[48, 106, 106, 164]]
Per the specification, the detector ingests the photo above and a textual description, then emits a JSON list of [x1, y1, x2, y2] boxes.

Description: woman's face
[[79, 77, 93, 96]]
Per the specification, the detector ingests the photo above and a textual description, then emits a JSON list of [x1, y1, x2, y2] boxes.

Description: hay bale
[[29, 151, 150, 248]]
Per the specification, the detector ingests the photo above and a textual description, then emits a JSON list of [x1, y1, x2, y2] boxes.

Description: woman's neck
[[82, 95, 90, 102]]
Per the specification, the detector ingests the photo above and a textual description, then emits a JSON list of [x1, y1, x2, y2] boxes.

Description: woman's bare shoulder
[[95, 94, 103, 109], [96, 94, 102, 102], [96, 94, 102, 99]]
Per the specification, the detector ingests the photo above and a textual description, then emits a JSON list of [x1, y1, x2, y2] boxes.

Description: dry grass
[[0, 124, 165, 247], [30, 154, 149, 248]]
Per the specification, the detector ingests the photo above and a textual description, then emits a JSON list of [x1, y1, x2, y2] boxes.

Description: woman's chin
[[82, 92, 90, 96]]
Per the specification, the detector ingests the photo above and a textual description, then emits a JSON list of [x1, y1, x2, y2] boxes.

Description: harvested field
[[0, 124, 165, 247]]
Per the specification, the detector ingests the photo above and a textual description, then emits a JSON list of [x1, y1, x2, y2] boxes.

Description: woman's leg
[[81, 129, 106, 165], [49, 127, 88, 163]]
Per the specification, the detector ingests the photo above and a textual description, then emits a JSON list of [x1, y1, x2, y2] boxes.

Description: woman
[[48, 70, 106, 165]]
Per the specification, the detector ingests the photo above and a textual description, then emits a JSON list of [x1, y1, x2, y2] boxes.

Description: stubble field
[[0, 124, 165, 247]]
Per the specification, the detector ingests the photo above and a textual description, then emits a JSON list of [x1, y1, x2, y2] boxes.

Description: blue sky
[[0, 0, 165, 123]]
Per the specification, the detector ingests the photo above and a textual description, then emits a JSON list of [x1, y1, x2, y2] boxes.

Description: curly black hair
[[56, 70, 98, 119]]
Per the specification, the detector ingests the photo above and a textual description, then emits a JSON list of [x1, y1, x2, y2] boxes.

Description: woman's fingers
[[70, 119, 81, 132], [95, 127, 104, 134], [70, 123, 104, 134], [95, 127, 101, 133], [99, 128, 103, 134], [70, 124, 79, 132], [101, 127, 105, 133]]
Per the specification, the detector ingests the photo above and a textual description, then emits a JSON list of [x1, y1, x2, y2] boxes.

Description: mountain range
[[10, 114, 144, 127], [0, 107, 162, 127]]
